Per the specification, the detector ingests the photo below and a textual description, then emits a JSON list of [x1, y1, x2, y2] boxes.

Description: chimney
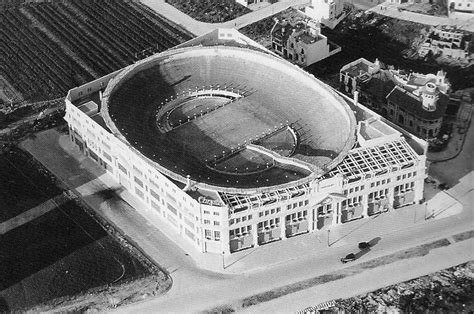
[[353, 90, 359, 106], [183, 175, 192, 191]]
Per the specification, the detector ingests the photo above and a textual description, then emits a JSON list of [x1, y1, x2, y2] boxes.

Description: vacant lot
[[0, 149, 166, 311]]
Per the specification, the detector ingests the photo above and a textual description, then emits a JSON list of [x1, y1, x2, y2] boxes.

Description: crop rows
[[1, 0, 193, 103]]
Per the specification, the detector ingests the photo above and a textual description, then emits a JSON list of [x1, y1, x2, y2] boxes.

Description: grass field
[[0, 149, 156, 311]]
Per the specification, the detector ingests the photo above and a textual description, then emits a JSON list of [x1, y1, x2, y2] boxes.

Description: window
[[204, 219, 210, 225], [304, 200, 309, 206], [205, 229, 212, 239], [214, 221, 220, 226], [271, 208, 275, 214], [134, 176, 143, 187], [259, 212, 263, 217], [214, 231, 220, 241], [150, 189, 160, 201], [213, 212, 219, 216], [204, 210, 210, 214], [118, 163, 127, 175], [287, 204, 292, 210]]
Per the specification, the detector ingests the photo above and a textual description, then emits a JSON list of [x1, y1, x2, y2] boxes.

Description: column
[[414, 178, 424, 203], [280, 214, 287, 240], [221, 226, 231, 255], [361, 194, 368, 218], [308, 206, 315, 232], [388, 186, 395, 210], [332, 203, 340, 225], [252, 224, 259, 248]]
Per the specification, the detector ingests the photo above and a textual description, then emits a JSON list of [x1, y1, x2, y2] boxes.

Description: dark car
[[340, 253, 356, 263], [358, 242, 370, 249], [438, 183, 449, 190]]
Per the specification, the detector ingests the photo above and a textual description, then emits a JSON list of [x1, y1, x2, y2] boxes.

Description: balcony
[[368, 197, 390, 216], [257, 226, 281, 245], [285, 218, 308, 237], [229, 233, 253, 253], [316, 213, 333, 230], [394, 190, 415, 208], [341, 204, 363, 223]]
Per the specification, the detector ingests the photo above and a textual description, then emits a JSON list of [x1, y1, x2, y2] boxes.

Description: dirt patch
[[334, 261, 474, 312]]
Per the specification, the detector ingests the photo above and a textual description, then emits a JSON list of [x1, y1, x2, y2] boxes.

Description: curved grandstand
[[102, 46, 357, 190]]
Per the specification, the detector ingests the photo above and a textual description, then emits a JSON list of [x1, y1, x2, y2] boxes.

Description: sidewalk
[[428, 101, 473, 162], [20, 129, 470, 275], [368, 1, 474, 32]]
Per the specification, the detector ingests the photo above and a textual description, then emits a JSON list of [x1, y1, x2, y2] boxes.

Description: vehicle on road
[[438, 183, 449, 190], [358, 242, 371, 249], [340, 253, 356, 263]]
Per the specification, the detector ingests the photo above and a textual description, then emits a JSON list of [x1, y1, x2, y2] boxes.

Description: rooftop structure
[[65, 29, 427, 258], [302, 0, 347, 29], [418, 26, 471, 61], [270, 17, 341, 66]]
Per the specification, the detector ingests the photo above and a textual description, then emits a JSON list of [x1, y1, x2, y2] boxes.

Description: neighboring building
[[449, 0, 474, 17], [339, 58, 382, 95], [65, 29, 427, 258], [386, 83, 449, 139], [340, 58, 450, 139], [302, 0, 347, 29], [418, 26, 471, 60], [271, 18, 341, 66], [235, 0, 269, 7]]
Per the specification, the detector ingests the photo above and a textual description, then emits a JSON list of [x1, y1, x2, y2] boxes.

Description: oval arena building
[[65, 29, 426, 257]]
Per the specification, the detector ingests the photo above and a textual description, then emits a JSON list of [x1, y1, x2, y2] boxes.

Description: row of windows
[[286, 200, 309, 210], [342, 196, 363, 207], [395, 182, 415, 193], [229, 215, 253, 225], [258, 218, 281, 230], [230, 226, 252, 237], [397, 171, 417, 181], [203, 219, 220, 226], [370, 178, 391, 188], [345, 185, 365, 195], [204, 229, 220, 241], [203, 210, 220, 216], [369, 189, 389, 200], [259, 207, 281, 217], [286, 210, 308, 222]]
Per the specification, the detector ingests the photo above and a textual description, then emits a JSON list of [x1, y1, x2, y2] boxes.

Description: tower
[[421, 82, 439, 112]]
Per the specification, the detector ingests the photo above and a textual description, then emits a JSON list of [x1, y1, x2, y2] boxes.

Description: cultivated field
[[0, 0, 193, 105], [0, 149, 166, 311]]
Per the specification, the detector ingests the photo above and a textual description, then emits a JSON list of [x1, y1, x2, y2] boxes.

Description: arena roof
[[101, 31, 356, 192]]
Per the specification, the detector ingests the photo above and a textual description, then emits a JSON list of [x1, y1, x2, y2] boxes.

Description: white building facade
[[65, 31, 427, 257]]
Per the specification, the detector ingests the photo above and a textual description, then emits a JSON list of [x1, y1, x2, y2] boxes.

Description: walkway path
[[368, 1, 474, 32], [140, 0, 309, 36], [0, 192, 69, 235]]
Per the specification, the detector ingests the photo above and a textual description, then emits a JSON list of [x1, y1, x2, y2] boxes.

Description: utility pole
[[222, 251, 225, 269]]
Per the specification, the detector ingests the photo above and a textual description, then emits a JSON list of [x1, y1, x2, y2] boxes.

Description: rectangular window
[[214, 231, 220, 241], [204, 210, 210, 214], [259, 212, 263, 217], [213, 212, 219, 216], [287, 204, 292, 210], [204, 219, 210, 224], [167, 203, 177, 215], [135, 187, 144, 199], [150, 189, 160, 201], [304, 200, 309, 206], [185, 228, 195, 240], [214, 221, 220, 226], [118, 162, 127, 175], [151, 200, 161, 212], [134, 176, 143, 187], [205, 229, 212, 239], [102, 151, 112, 162]]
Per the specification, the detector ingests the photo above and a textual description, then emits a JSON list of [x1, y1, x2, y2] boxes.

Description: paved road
[[368, 1, 474, 32], [140, 0, 309, 36], [21, 130, 473, 313]]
